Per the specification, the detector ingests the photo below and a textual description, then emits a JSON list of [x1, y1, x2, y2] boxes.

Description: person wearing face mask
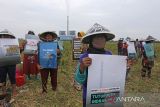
[[74, 23, 115, 107], [37, 31, 61, 93]]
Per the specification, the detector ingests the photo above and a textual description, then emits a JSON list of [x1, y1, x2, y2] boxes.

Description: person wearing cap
[[74, 23, 115, 107], [37, 31, 61, 93], [23, 31, 39, 80], [0, 30, 17, 96]]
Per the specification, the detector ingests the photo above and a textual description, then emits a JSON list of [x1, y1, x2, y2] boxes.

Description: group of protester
[[0, 30, 63, 106], [117, 37, 156, 79], [0, 23, 157, 107]]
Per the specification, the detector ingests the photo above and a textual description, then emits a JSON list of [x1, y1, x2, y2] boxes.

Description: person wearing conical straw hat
[[0, 30, 17, 97], [0, 29, 15, 38], [37, 31, 61, 93], [141, 37, 155, 79], [74, 23, 115, 107]]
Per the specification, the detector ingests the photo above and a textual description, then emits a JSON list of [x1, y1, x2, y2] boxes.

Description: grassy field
[[12, 41, 160, 107]]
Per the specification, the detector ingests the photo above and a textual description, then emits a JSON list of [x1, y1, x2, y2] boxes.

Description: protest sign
[[87, 54, 127, 107], [0, 39, 20, 66], [38, 42, 57, 68], [72, 38, 82, 60]]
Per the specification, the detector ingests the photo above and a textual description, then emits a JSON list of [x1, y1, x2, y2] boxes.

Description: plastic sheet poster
[[24, 34, 39, 54], [143, 43, 154, 58], [38, 42, 57, 68], [0, 39, 20, 66], [87, 54, 127, 107], [72, 38, 82, 60], [127, 42, 137, 59], [24, 39, 39, 54]]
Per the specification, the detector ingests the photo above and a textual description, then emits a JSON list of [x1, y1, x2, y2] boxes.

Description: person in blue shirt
[[74, 23, 115, 107]]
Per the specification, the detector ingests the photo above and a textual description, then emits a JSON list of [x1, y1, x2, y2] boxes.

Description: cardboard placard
[[72, 38, 82, 60], [38, 42, 57, 68], [0, 39, 20, 66], [127, 42, 137, 59], [87, 54, 127, 107], [24, 39, 39, 54]]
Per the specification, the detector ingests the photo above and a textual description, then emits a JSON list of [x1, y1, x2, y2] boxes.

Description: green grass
[[12, 41, 160, 107]]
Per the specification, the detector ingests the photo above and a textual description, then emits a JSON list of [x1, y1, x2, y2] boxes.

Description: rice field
[[12, 41, 160, 107]]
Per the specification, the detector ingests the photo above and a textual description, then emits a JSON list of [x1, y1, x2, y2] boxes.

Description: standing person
[[135, 39, 141, 58], [37, 31, 61, 93], [141, 39, 155, 78], [122, 42, 128, 56], [23, 31, 39, 80], [73, 32, 88, 91], [74, 23, 115, 107], [139, 40, 144, 58], [117, 39, 123, 55], [0, 30, 17, 96]]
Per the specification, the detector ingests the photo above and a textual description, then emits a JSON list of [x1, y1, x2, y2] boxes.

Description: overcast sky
[[0, 0, 160, 40]]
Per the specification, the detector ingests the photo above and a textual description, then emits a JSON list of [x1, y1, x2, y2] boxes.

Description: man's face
[[92, 35, 106, 49]]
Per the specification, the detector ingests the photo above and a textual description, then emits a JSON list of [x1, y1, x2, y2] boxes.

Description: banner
[[127, 42, 137, 59], [0, 39, 20, 66], [87, 54, 127, 107], [72, 38, 82, 60], [69, 30, 76, 36], [38, 42, 57, 68], [59, 31, 66, 36], [59, 35, 73, 41]]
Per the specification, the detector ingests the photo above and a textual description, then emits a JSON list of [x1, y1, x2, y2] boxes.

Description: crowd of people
[[0, 23, 157, 106], [117, 37, 156, 79]]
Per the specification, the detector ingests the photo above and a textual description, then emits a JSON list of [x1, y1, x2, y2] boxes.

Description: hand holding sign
[[80, 57, 92, 73], [57, 49, 61, 54]]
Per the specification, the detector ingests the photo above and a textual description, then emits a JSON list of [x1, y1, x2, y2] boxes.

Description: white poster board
[[0, 39, 20, 66], [127, 42, 137, 59], [24, 39, 39, 54], [87, 54, 127, 107], [24, 34, 39, 54]]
